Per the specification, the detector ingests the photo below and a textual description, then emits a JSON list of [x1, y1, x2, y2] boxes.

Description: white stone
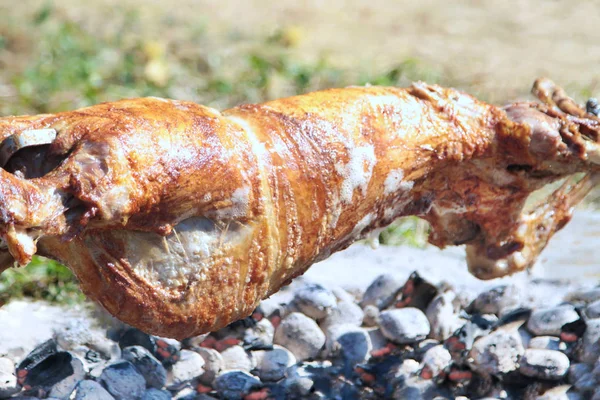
[[293, 284, 337, 320], [320, 301, 364, 330], [426, 290, 463, 341], [0, 357, 20, 398], [214, 370, 261, 400], [194, 347, 223, 385], [471, 285, 521, 316], [527, 305, 579, 336], [519, 349, 570, 380], [274, 313, 325, 361], [361, 274, 404, 310], [469, 329, 524, 376], [220, 346, 252, 372], [528, 336, 565, 352], [166, 350, 205, 390], [48, 357, 85, 400], [257, 346, 296, 382], [243, 318, 274, 350], [121, 346, 166, 389], [140, 389, 170, 400], [73, 380, 115, 400], [99, 361, 146, 400], [362, 305, 380, 327], [420, 345, 451, 379], [324, 324, 372, 365], [378, 308, 430, 343]]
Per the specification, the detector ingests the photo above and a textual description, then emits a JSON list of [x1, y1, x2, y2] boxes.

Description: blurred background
[[0, 0, 599, 304]]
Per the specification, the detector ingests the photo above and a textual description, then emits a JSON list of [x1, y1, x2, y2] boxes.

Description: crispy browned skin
[[0, 79, 599, 338]]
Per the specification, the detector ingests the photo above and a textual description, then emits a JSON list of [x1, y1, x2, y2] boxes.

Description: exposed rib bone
[[0, 128, 57, 167]]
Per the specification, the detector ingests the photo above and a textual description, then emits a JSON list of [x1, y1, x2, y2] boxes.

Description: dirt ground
[[3, 0, 600, 103]]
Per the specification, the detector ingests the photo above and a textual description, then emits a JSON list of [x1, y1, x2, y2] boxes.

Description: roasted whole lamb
[[0, 78, 598, 338]]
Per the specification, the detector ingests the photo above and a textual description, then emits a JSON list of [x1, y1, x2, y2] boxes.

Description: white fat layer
[[14, 230, 35, 256], [380, 169, 415, 221], [148, 96, 170, 103], [383, 196, 414, 221], [471, 160, 516, 187], [329, 206, 343, 229], [102, 186, 132, 221], [172, 100, 192, 111], [227, 116, 268, 159], [384, 169, 414, 195], [366, 94, 401, 110], [3, 226, 38, 265], [271, 137, 288, 154], [0, 195, 25, 222], [383, 207, 395, 220], [454, 94, 483, 118], [510, 252, 527, 269], [210, 186, 250, 220], [225, 114, 281, 298], [431, 203, 468, 217], [352, 213, 375, 237], [516, 221, 530, 237], [336, 144, 376, 204], [90, 216, 251, 289]]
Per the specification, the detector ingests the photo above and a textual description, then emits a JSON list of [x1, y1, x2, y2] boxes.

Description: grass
[[1, 5, 443, 115], [378, 217, 430, 248], [0, 5, 444, 303], [0, 257, 85, 306]]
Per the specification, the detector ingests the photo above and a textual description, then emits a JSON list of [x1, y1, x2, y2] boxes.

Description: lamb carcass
[[0, 78, 598, 338]]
